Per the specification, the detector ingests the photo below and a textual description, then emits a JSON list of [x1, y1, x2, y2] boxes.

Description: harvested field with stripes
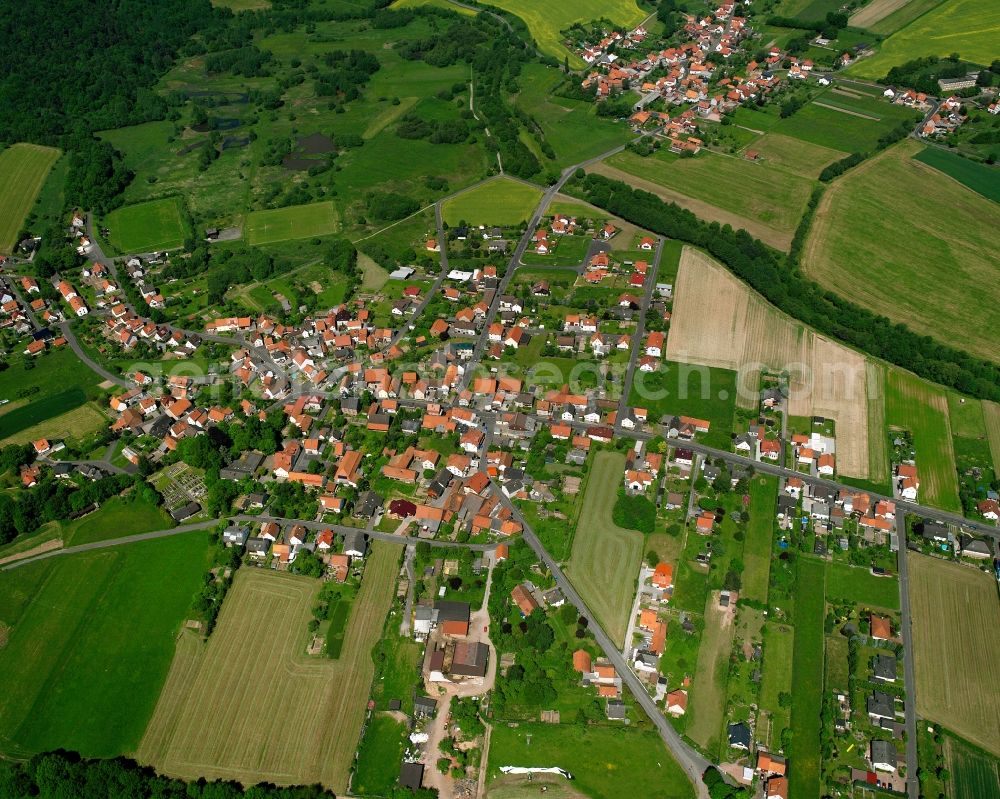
[[909, 553, 1000, 756], [665, 247, 883, 480], [138, 541, 401, 790]]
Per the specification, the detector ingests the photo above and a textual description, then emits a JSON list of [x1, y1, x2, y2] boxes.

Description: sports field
[[945, 734, 1000, 799], [665, 247, 883, 480], [884, 367, 961, 512], [246, 200, 340, 245], [104, 197, 188, 254], [788, 557, 826, 799], [487, 0, 647, 67], [849, 0, 1000, 78], [913, 146, 1000, 203], [488, 722, 694, 799], [566, 451, 643, 647], [599, 149, 816, 250], [743, 476, 777, 603], [825, 561, 899, 610], [0, 143, 61, 254], [442, 177, 543, 227], [850, 0, 943, 35], [804, 141, 1000, 363], [908, 553, 1000, 756], [139, 541, 401, 790], [0, 533, 211, 758]]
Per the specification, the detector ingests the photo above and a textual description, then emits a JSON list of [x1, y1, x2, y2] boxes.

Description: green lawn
[[246, 201, 340, 245], [743, 476, 777, 603], [0, 347, 102, 405], [0, 532, 212, 757], [826, 562, 900, 611], [487, 0, 646, 67], [488, 723, 695, 799], [520, 234, 593, 266], [788, 557, 826, 799], [849, 0, 1000, 78], [352, 715, 407, 796], [442, 177, 543, 226], [913, 147, 1000, 203], [63, 496, 175, 547], [567, 451, 643, 647], [630, 360, 737, 449], [0, 143, 61, 254], [759, 622, 795, 746], [104, 197, 189, 254]]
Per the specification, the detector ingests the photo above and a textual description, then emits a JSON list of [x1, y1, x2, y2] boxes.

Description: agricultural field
[[743, 476, 777, 603], [945, 734, 1000, 799], [913, 147, 1000, 203], [597, 149, 816, 250], [211, 0, 271, 9], [825, 562, 900, 610], [849, 0, 1000, 78], [393, 0, 476, 13], [486, 0, 647, 66], [908, 553, 1000, 756], [983, 401, 1000, 473], [566, 451, 643, 647], [0, 348, 103, 423], [664, 247, 884, 480], [0, 143, 61, 254], [442, 177, 543, 226], [246, 201, 340, 245], [850, 0, 944, 35], [787, 557, 826, 799], [804, 141, 1000, 364], [487, 722, 694, 799], [740, 133, 846, 179], [0, 533, 212, 758], [138, 541, 401, 790], [884, 367, 961, 512], [104, 197, 189, 254], [686, 596, 736, 753]]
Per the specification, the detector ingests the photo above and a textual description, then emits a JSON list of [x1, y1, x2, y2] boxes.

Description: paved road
[[233, 513, 497, 551], [1, 519, 218, 571], [895, 512, 920, 799], [496, 490, 712, 799], [614, 236, 664, 434]]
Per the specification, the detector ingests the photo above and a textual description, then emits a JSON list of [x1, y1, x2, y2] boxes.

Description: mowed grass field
[[487, 0, 647, 67], [945, 734, 1000, 799], [0, 143, 61, 254], [850, 0, 943, 35], [849, 0, 1000, 78], [686, 595, 736, 753], [787, 557, 826, 799], [598, 149, 816, 250], [743, 476, 777, 603], [908, 553, 1000, 756], [566, 451, 642, 647], [0, 533, 212, 757], [442, 177, 543, 226], [741, 133, 846, 179], [104, 197, 188, 253], [983, 401, 1000, 473], [884, 367, 961, 512], [246, 200, 340, 245], [826, 561, 900, 610], [804, 141, 1000, 363], [138, 541, 401, 790], [488, 722, 694, 799]]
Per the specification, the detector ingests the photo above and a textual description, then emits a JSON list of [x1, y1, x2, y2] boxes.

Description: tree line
[[572, 172, 1000, 401]]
